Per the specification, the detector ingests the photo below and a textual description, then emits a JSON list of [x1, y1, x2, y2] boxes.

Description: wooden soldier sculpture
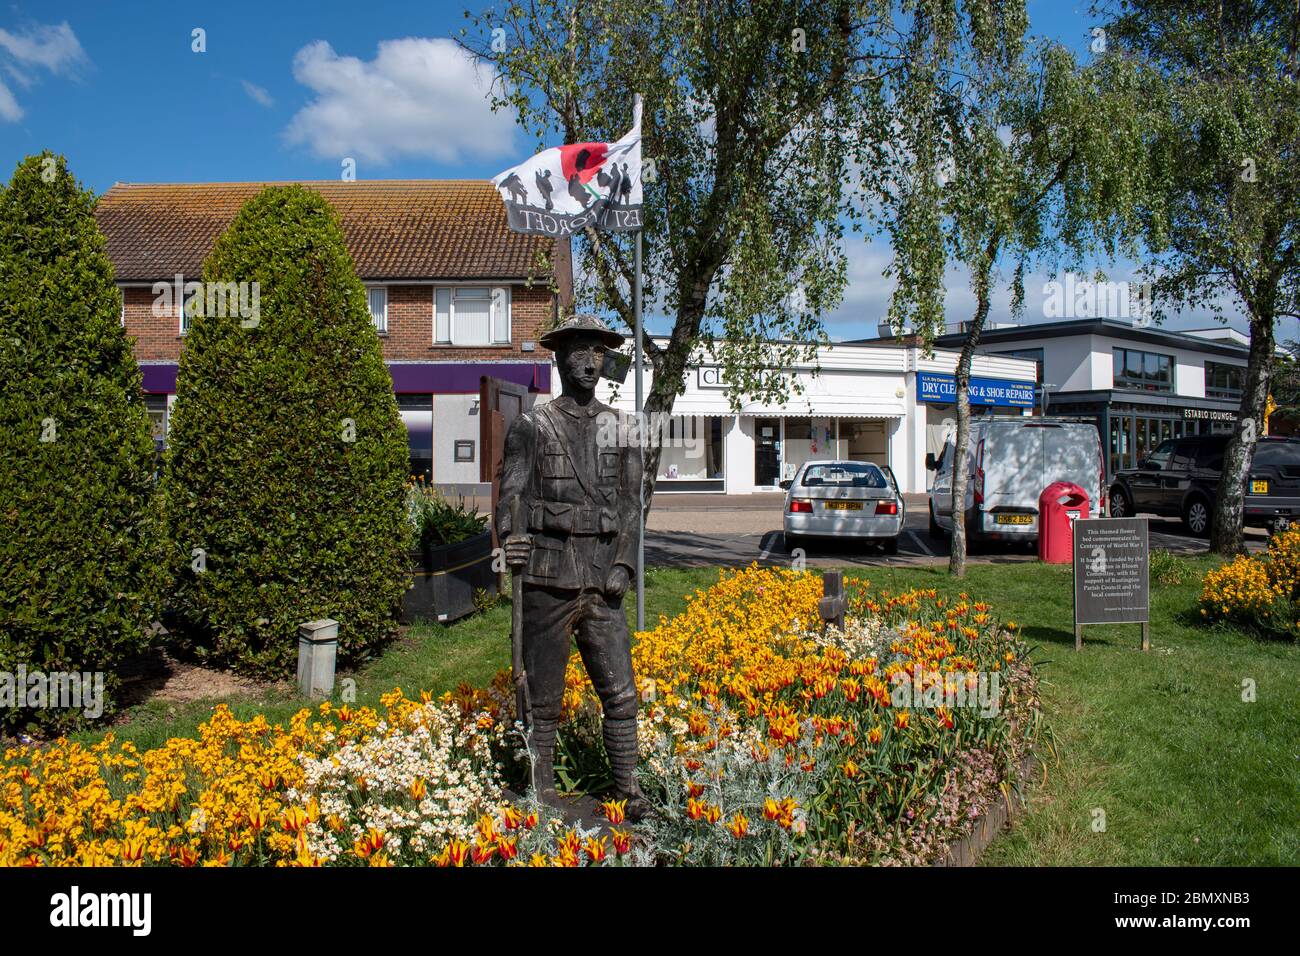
[[496, 314, 649, 820]]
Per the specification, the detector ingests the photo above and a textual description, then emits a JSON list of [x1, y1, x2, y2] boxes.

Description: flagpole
[[633, 94, 645, 633]]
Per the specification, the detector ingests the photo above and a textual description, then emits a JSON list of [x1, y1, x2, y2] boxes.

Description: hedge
[[0, 153, 160, 733], [160, 186, 410, 676]]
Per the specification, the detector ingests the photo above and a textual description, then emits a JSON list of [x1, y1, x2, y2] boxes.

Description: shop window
[[398, 394, 433, 482], [658, 415, 724, 483]]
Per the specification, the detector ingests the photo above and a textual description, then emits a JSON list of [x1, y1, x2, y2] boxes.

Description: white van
[[927, 418, 1106, 542]]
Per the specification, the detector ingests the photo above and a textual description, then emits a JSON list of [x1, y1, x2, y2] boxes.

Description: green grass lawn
[[69, 556, 1299, 866]]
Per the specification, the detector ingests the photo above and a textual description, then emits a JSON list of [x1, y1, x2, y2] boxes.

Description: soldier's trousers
[[522, 585, 638, 723]]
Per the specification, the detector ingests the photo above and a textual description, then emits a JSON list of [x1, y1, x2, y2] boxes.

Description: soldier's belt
[[530, 501, 618, 536]]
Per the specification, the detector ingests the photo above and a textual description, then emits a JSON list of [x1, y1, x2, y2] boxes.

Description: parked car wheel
[[928, 501, 946, 539], [1109, 486, 1131, 519], [1183, 495, 1212, 537]]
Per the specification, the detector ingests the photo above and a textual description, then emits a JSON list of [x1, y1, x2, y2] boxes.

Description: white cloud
[[242, 80, 274, 108], [0, 79, 21, 121], [0, 21, 85, 76], [0, 20, 87, 122], [284, 37, 517, 165]]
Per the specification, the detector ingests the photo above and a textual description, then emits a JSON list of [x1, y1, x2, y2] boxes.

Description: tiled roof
[[95, 180, 554, 282]]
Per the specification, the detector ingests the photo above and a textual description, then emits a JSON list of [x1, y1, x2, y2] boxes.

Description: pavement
[[643, 492, 1268, 569]]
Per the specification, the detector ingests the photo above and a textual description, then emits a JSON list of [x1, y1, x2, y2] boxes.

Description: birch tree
[[885, 31, 1146, 575], [1100, 0, 1300, 554]]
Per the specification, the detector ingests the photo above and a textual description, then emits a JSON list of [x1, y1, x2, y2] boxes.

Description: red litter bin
[[1038, 481, 1090, 564]]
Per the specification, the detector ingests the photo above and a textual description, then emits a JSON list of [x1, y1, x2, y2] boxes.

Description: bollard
[[818, 571, 847, 634], [297, 619, 339, 699]]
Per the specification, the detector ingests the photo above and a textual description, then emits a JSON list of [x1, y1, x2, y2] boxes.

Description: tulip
[[726, 812, 749, 838], [611, 828, 632, 855], [600, 798, 627, 825], [584, 836, 608, 863]]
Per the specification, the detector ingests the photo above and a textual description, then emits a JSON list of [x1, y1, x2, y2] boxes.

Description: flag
[[492, 100, 643, 236]]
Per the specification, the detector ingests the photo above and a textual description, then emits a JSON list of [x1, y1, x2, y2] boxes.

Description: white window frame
[[434, 285, 511, 347], [119, 286, 126, 326], [180, 288, 197, 335], [366, 285, 388, 334]]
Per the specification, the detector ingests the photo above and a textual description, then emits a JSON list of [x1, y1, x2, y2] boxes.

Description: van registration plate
[[995, 514, 1034, 525], [1251, 479, 1268, 494]]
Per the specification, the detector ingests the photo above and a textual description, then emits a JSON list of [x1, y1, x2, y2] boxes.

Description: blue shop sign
[[917, 371, 1035, 408]]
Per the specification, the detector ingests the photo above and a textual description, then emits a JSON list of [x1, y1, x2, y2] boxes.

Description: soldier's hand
[[504, 533, 532, 568], [605, 565, 631, 599]]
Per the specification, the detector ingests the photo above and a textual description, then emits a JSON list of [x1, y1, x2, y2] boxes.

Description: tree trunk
[[1210, 310, 1275, 555], [949, 241, 999, 578]]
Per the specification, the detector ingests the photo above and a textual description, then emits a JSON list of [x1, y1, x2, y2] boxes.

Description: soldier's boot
[[529, 716, 562, 808], [603, 716, 652, 822]]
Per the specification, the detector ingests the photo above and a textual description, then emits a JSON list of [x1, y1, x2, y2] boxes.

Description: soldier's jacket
[[495, 395, 642, 591]]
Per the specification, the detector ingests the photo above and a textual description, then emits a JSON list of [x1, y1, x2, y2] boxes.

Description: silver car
[[782, 460, 905, 554]]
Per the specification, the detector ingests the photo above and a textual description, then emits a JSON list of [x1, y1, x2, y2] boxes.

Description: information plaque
[[1072, 517, 1150, 651]]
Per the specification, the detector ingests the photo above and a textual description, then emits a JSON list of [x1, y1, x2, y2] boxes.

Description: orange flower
[[867, 724, 884, 745], [496, 836, 519, 861], [726, 812, 749, 838], [408, 778, 427, 800], [686, 780, 705, 798], [502, 806, 523, 831], [444, 840, 471, 867], [584, 836, 608, 863], [894, 710, 911, 730], [841, 759, 859, 779], [611, 828, 632, 855], [471, 839, 496, 865], [600, 799, 627, 825], [280, 807, 309, 835]]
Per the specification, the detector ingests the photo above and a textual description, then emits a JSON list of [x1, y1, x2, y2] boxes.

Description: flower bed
[[1200, 527, 1300, 639], [1, 567, 1039, 867]]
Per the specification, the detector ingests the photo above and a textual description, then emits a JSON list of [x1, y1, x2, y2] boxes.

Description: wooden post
[[298, 619, 339, 699], [1074, 624, 1083, 652], [819, 571, 847, 633], [1141, 622, 1150, 652]]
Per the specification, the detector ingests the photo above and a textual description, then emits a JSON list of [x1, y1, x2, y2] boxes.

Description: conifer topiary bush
[[160, 186, 409, 676], [0, 152, 160, 733]]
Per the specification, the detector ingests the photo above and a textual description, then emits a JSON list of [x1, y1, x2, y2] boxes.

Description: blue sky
[[0, 1, 1275, 342]]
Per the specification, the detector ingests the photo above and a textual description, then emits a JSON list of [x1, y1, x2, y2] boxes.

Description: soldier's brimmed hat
[[539, 313, 625, 351]]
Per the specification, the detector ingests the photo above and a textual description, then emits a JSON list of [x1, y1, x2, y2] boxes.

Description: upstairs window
[[367, 287, 388, 334], [1205, 361, 1244, 400], [1113, 347, 1173, 392], [434, 286, 511, 346]]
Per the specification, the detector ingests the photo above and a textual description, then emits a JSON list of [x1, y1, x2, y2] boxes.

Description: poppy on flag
[[492, 101, 643, 237]]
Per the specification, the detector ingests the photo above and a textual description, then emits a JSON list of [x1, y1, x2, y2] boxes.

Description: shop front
[[592, 341, 1038, 495], [916, 370, 1037, 480], [1045, 391, 1238, 480]]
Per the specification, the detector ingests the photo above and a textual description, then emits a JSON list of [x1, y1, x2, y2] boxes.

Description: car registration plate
[[823, 501, 862, 511], [995, 513, 1034, 525], [1251, 479, 1268, 494]]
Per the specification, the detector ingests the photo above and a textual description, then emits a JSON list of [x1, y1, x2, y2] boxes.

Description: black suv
[[1109, 435, 1300, 536]]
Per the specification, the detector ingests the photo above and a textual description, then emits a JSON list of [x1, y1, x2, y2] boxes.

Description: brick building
[[95, 180, 565, 487]]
